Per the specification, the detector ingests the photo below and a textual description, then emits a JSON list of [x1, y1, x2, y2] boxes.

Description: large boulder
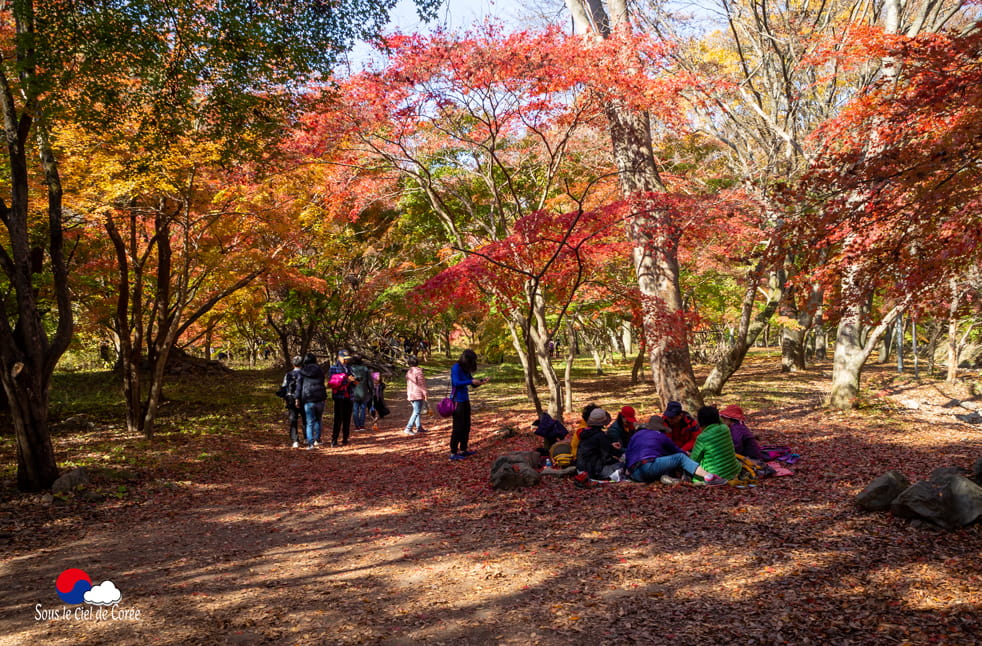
[[891, 472, 982, 529], [490, 452, 542, 491], [973, 457, 982, 486], [51, 467, 90, 493], [856, 471, 910, 512]]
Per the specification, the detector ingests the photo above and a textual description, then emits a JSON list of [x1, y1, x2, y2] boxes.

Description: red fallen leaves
[[7, 364, 981, 646]]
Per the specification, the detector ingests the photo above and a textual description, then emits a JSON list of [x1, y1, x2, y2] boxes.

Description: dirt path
[[2, 362, 981, 645]]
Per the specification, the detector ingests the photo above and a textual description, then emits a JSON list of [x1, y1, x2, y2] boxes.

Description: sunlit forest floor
[[1, 351, 981, 645]]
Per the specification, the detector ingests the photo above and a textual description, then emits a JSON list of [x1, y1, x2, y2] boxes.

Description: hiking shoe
[[416, 428, 427, 433], [703, 474, 728, 486], [313, 441, 321, 447], [403, 429, 417, 435], [460, 450, 477, 457], [306, 444, 315, 451], [660, 474, 681, 485], [449, 453, 466, 461], [292, 442, 299, 449], [330, 442, 338, 448]]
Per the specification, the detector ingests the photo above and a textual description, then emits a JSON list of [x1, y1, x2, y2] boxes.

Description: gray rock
[[891, 475, 982, 529], [490, 452, 542, 490], [490, 451, 540, 471], [973, 457, 982, 486], [51, 467, 90, 493], [929, 466, 969, 482], [855, 471, 910, 511]]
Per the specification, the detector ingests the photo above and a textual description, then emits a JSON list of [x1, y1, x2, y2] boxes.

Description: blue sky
[[388, 0, 532, 33], [343, 0, 557, 70]]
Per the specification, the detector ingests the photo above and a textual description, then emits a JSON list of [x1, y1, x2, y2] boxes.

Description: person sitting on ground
[[624, 416, 726, 485], [574, 407, 624, 481], [662, 401, 702, 452], [690, 406, 742, 483], [570, 402, 600, 459], [605, 405, 638, 455], [719, 404, 764, 462]]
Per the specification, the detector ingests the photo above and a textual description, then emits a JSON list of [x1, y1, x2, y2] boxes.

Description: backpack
[[549, 442, 574, 468], [730, 454, 760, 487], [534, 412, 569, 442]]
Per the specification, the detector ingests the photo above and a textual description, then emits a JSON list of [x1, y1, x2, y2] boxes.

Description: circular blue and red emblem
[[55, 568, 92, 605]]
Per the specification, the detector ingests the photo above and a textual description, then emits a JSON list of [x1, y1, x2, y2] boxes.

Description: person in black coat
[[296, 353, 327, 449], [281, 355, 307, 448], [575, 408, 624, 481]]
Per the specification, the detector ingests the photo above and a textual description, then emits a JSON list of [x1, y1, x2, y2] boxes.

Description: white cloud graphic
[[84, 580, 122, 606]]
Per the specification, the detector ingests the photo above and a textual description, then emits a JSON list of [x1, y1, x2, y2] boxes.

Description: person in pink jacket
[[404, 356, 428, 435]]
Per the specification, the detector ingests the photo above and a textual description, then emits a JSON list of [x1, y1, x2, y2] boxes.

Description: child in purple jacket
[[719, 405, 764, 461]]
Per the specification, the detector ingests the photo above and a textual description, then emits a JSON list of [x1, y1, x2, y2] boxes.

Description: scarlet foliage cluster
[[801, 25, 982, 300]]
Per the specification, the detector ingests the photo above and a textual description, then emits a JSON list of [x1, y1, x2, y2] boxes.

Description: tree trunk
[[0, 39, 74, 489], [506, 314, 538, 408], [702, 268, 784, 397], [567, 0, 702, 411], [895, 314, 905, 374], [529, 292, 563, 418], [563, 323, 575, 414], [829, 279, 903, 408], [630, 340, 646, 384], [947, 278, 962, 383], [3, 367, 60, 492]]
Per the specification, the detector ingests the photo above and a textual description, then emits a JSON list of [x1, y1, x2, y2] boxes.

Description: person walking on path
[[328, 349, 356, 447], [404, 356, 428, 435], [348, 354, 374, 433], [449, 349, 488, 461], [297, 353, 327, 450], [281, 355, 307, 448]]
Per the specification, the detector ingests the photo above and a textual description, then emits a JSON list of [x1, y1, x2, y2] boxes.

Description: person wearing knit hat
[[586, 407, 612, 426], [661, 400, 702, 452], [606, 405, 638, 453], [569, 403, 600, 464], [574, 407, 624, 482], [719, 405, 764, 461]]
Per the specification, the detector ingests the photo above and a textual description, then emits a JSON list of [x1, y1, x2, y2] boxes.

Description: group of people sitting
[[537, 401, 766, 487]]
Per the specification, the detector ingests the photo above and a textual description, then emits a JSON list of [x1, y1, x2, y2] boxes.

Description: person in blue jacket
[[449, 349, 488, 461]]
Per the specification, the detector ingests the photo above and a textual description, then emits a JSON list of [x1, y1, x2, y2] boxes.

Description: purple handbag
[[437, 385, 456, 417]]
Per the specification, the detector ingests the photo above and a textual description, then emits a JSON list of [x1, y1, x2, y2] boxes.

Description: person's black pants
[[450, 400, 471, 454], [332, 398, 353, 444], [287, 404, 306, 444]]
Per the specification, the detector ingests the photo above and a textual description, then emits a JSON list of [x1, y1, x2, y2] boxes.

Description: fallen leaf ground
[[1, 352, 981, 646]]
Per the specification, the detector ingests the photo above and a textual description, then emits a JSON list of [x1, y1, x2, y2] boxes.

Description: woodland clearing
[[1, 352, 981, 646]]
